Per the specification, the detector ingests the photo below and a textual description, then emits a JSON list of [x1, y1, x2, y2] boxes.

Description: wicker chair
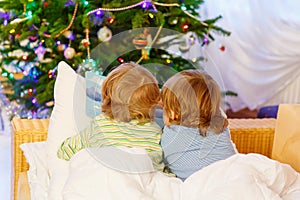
[[11, 118, 277, 200]]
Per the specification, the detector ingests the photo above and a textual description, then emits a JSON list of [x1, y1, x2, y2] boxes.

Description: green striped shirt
[[57, 114, 164, 171]]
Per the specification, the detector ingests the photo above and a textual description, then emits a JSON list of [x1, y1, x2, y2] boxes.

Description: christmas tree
[[0, 0, 229, 118]]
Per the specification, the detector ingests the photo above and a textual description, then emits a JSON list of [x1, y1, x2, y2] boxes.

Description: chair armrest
[[11, 118, 49, 200], [18, 172, 30, 200], [228, 118, 276, 157]]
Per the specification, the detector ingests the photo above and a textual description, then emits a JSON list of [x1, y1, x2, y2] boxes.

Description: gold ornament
[[97, 26, 112, 42], [132, 28, 152, 59], [64, 47, 76, 59]]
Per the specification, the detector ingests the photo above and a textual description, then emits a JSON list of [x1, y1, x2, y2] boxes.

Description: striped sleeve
[[149, 151, 164, 171], [57, 123, 92, 161]]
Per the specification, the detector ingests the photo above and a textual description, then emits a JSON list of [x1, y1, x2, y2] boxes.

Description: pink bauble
[[64, 47, 75, 59]]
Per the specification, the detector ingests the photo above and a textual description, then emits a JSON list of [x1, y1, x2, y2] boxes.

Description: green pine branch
[[0, 0, 231, 118]]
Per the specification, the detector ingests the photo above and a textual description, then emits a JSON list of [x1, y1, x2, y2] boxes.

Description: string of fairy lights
[[0, 0, 212, 118], [1, 0, 211, 79]]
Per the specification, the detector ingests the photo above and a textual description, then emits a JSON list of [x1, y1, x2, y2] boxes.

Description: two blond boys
[[58, 62, 236, 179]]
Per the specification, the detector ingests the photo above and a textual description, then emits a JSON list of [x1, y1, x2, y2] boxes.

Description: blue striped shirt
[[161, 125, 236, 181]]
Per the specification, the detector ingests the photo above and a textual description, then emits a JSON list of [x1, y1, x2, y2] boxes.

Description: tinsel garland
[[0, 83, 50, 121], [0, 84, 21, 121]]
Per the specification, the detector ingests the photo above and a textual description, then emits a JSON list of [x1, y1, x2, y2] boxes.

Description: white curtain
[[197, 0, 300, 111]]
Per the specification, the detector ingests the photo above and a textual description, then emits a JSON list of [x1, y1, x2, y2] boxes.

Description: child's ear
[[164, 111, 178, 126], [163, 110, 173, 126], [163, 115, 171, 126]]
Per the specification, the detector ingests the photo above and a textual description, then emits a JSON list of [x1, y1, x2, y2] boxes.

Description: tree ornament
[[168, 17, 178, 25], [35, 43, 46, 61], [65, 0, 75, 7], [46, 100, 54, 107], [201, 37, 209, 46], [182, 23, 189, 32], [31, 97, 38, 105], [64, 46, 76, 59], [28, 65, 42, 80], [188, 35, 196, 46], [107, 17, 115, 24], [1, 12, 10, 26], [63, 30, 72, 38], [20, 39, 29, 47], [81, 38, 90, 47], [41, 19, 49, 26], [28, 88, 33, 95], [140, 0, 157, 12], [95, 10, 104, 16], [57, 44, 66, 51], [180, 4, 187, 11], [83, 0, 89, 7], [90, 10, 104, 26], [132, 28, 152, 59], [29, 40, 39, 49], [48, 69, 56, 79], [43, 2, 49, 7], [133, 35, 148, 49], [82, 59, 97, 71], [117, 57, 125, 63], [141, 0, 152, 9], [220, 45, 226, 52], [9, 29, 15, 34], [9, 34, 14, 41], [22, 55, 29, 61], [148, 13, 154, 19], [97, 26, 112, 42], [28, 35, 38, 42], [10, 17, 29, 24], [22, 55, 28, 61], [63, 30, 75, 40]]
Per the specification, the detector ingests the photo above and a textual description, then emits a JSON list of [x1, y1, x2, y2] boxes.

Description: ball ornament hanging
[[64, 46, 76, 59], [97, 26, 112, 42]]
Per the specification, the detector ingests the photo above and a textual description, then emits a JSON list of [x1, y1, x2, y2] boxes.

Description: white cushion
[[46, 61, 92, 199], [20, 142, 49, 200]]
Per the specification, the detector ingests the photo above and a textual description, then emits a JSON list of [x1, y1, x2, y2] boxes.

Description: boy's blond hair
[[162, 70, 228, 136], [101, 62, 160, 123]]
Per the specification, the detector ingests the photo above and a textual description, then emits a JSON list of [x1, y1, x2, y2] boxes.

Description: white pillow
[[20, 142, 49, 200], [45, 61, 163, 199], [46, 61, 92, 199]]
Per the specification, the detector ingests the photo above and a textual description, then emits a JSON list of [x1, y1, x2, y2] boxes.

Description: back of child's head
[[101, 62, 160, 123], [162, 70, 227, 136]]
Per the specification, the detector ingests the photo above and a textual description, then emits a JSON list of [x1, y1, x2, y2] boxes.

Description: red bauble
[[182, 23, 189, 32], [81, 39, 90, 47], [117, 57, 125, 63], [22, 55, 28, 61], [107, 18, 115, 24], [220, 45, 226, 52]]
